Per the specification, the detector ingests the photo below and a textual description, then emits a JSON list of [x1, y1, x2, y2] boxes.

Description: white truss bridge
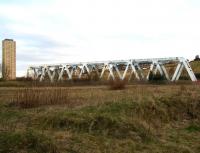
[[27, 57, 197, 82]]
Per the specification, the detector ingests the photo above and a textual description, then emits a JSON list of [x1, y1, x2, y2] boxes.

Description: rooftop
[[3, 39, 14, 41]]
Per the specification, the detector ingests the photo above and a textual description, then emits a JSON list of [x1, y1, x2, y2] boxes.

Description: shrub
[[16, 77, 33, 81], [108, 79, 126, 90], [148, 71, 165, 81]]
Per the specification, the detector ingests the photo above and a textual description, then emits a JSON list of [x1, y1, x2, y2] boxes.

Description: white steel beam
[[182, 59, 197, 81]]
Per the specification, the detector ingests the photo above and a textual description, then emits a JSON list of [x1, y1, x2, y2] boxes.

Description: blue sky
[[0, 0, 200, 76]]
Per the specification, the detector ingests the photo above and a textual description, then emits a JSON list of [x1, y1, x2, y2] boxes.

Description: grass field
[[0, 83, 200, 153]]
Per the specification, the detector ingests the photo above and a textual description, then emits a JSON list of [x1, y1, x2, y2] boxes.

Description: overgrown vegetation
[[0, 85, 200, 152]]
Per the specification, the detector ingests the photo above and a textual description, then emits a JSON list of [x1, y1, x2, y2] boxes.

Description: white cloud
[[0, 0, 200, 76]]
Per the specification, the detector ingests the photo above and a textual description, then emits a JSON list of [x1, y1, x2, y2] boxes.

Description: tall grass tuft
[[10, 88, 70, 108]]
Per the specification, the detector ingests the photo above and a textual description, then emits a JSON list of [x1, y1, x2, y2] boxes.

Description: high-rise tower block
[[2, 39, 16, 80]]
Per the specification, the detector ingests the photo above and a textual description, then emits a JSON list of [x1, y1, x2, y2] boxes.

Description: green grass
[[0, 130, 58, 153], [185, 124, 200, 133]]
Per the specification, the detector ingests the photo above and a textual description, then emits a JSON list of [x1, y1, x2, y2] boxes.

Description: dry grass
[[9, 88, 70, 108], [0, 84, 200, 153]]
